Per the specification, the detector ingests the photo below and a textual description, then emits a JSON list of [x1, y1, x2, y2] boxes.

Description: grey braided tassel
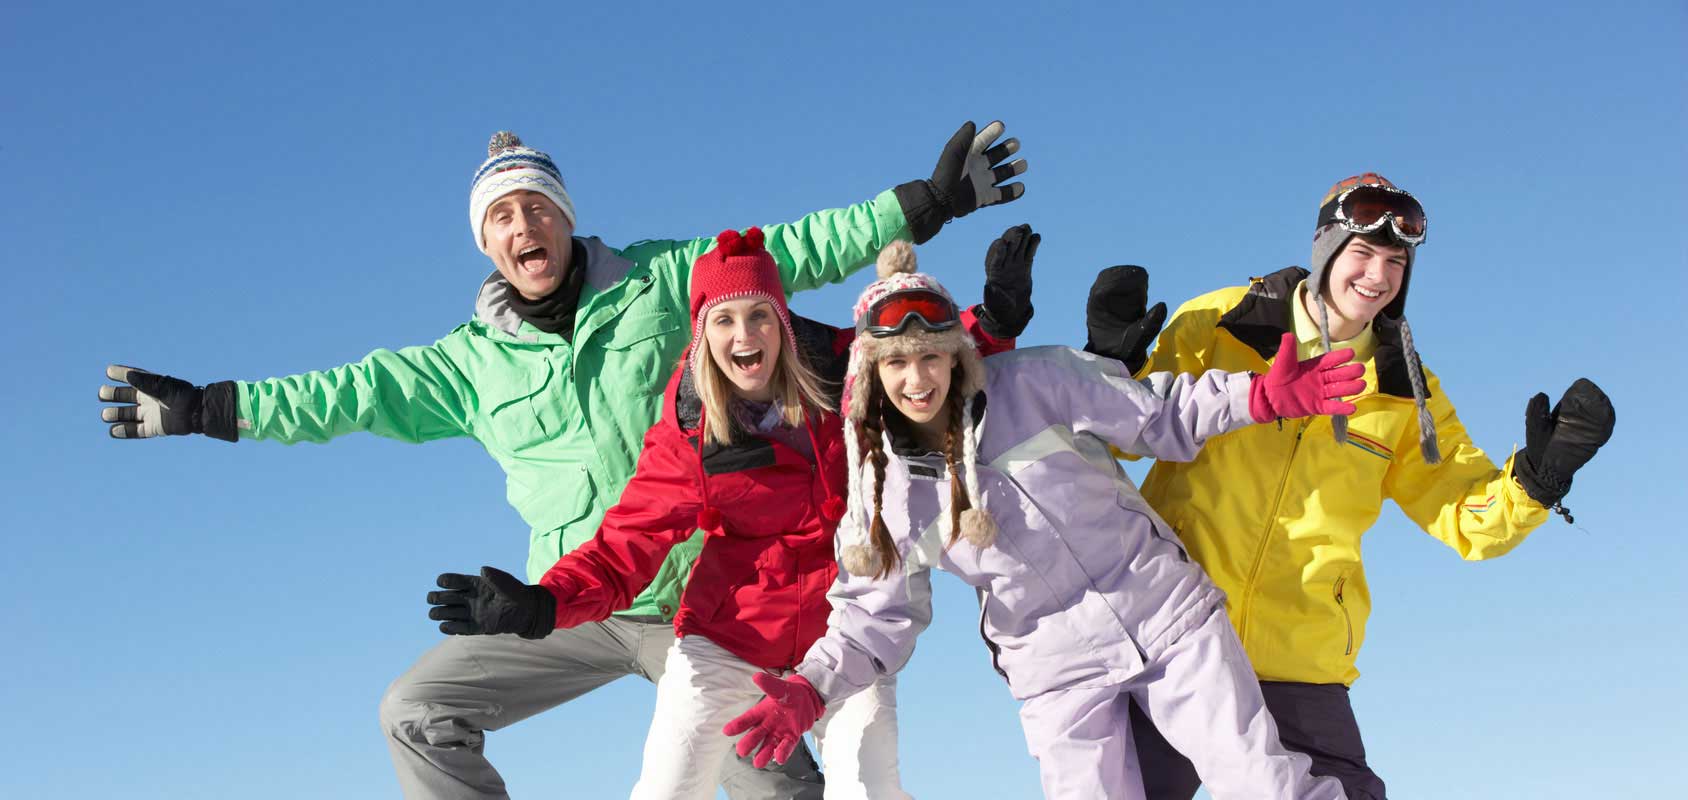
[[487, 131, 523, 156], [1313, 293, 1349, 445], [1397, 316, 1441, 465]]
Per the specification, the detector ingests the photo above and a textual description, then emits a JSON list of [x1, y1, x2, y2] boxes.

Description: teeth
[[1353, 285, 1384, 299], [905, 390, 933, 401], [732, 349, 761, 357], [520, 246, 542, 256]]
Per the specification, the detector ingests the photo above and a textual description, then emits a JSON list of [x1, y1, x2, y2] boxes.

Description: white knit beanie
[[468, 131, 577, 252]]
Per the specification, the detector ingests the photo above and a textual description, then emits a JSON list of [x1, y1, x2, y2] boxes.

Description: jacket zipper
[[1238, 418, 1307, 645], [1334, 574, 1353, 656]]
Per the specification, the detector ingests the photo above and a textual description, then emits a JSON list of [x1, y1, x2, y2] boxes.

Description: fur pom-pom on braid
[[958, 394, 998, 548]]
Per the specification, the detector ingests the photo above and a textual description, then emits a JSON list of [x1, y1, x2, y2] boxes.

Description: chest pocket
[[484, 358, 568, 454], [597, 308, 683, 398], [1341, 405, 1402, 472]]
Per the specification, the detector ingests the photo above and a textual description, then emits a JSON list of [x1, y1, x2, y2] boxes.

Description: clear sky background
[[4, 2, 1684, 798]]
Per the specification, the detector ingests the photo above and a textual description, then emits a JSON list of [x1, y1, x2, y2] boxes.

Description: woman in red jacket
[[426, 224, 1034, 799]]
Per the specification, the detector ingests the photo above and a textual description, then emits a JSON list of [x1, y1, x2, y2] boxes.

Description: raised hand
[[722, 672, 826, 769], [1084, 265, 1168, 375], [978, 223, 1039, 339], [1248, 333, 1366, 423], [426, 566, 557, 640], [929, 120, 1028, 219], [1514, 378, 1615, 517]]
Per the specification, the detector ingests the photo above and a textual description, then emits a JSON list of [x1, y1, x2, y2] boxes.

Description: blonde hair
[[692, 316, 834, 446]]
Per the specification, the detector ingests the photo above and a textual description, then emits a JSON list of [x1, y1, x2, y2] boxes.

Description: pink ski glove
[[722, 672, 826, 769], [1248, 332, 1366, 422]]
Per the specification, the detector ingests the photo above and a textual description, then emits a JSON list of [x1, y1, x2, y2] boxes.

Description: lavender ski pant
[[379, 616, 823, 799], [1016, 608, 1347, 800]]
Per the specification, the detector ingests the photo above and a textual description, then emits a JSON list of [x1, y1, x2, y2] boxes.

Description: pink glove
[[1248, 332, 1366, 422], [722, 672, 826, 769]]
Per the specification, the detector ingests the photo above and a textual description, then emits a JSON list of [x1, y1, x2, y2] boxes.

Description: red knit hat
[[686, 227, 799, 377]]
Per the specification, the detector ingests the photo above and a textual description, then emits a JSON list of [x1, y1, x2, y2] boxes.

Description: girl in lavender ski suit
[[727, 242, 1357, 800]]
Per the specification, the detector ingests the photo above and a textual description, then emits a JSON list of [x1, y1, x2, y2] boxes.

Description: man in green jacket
[[97, 125, 1029, 799]]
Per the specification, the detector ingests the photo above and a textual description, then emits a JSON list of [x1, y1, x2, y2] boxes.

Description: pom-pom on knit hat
[[837, 241, 995, 577], [468, 131, 577, 252], [1308, 172, 1440, 464]]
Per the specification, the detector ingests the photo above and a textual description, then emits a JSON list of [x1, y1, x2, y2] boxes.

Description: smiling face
[[703, 298, 784, 403], [482, 190, 575, 300], [1317, 235, 1408, 339], [876, 348, 956, 444]]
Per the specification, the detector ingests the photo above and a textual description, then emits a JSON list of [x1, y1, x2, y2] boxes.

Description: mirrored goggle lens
[[1342, 187, 1426, 237], [863, 290, 960, 336]]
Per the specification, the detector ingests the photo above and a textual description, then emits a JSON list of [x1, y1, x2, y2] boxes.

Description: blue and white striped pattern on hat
[[468, 131, 577, 252]]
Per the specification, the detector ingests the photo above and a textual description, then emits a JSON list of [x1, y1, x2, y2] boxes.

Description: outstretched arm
[[100, 337, 475, 445], [1387, 375, 1613, 559], [1015, 334, 1362, 462], [636, 120, 1031, 308]]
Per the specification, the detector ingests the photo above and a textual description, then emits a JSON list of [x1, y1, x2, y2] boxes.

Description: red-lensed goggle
[[857, 288, 961, 338], [1320, 185, 1428, 245]]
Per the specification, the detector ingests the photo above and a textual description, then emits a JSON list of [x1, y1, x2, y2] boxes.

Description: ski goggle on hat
[[1316, 176, 1428, 245], [857, 288, 961, 338]]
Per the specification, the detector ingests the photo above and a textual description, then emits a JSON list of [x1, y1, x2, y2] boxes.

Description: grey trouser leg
[[1131, 680, 1386, 799], [380, 618, 823, 800]]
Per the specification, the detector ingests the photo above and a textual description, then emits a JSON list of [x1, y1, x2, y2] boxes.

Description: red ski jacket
[[539, 310, 1008, 670]]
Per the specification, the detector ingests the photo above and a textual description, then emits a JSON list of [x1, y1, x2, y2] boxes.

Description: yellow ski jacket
[[1137, 267, 1549, 685]]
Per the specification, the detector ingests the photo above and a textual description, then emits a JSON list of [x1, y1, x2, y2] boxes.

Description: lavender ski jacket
[[797, 346, 1258, 702]]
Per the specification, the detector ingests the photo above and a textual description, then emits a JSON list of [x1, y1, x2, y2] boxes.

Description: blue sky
[[4, 1, 1683, 797]]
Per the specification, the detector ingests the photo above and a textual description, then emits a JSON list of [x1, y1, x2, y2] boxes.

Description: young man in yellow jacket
[[1084, 173, 1616, 798]]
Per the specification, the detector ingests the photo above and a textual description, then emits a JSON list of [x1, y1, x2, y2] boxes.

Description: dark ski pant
[[379, 615, 824, 800], [1130, 680, 1386, 799]]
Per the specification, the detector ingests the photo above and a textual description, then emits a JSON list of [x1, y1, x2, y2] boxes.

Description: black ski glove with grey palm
[[98, 365, 239, 441], [895, 120, 1029, 244], [1084, 266, 1168, 375], [427, 566, 557, 639], [976, 223, 1038, 340], [1512, 378, 1616, 522]]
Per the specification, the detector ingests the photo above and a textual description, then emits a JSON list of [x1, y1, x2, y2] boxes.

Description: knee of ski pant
[[378, 678, 482, 748]]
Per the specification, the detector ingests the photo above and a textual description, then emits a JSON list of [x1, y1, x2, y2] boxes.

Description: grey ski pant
[[379, 616, 825, 799], [1130, 680, 1387, 799]]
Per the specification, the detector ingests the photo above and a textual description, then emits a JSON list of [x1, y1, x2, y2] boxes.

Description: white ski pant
[[1017, 608, 1346, 800], [632, 634, 911, 800]]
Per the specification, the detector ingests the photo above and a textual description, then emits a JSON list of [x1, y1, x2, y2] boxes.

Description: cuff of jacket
[[201, 381, 240, 442], [893, 180, 950, 245], [1506, 450, 1559, 510], [795, 661, 855, 707], [976, 294, 1034, 341]]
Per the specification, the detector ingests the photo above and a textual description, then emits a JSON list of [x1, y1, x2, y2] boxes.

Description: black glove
[[1513, 378, 1616, 521], [977, 223, 1039, 340], [1084, 266, 1168, 375], [427, 566, 557, 639], [98, 365, 239, 441], [895, 120, 1028, 244]]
